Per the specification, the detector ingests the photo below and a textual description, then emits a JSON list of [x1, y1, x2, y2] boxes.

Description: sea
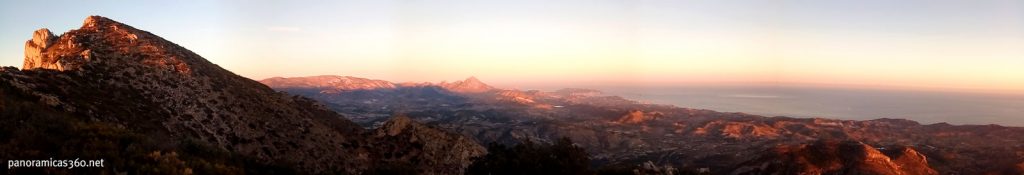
[[597, 85, 1024, 127]]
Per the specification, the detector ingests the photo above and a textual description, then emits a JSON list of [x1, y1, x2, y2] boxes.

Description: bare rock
[[616, 110, 654, 124], [23, 28, 58, 70], [373, 115, 487, 174], [730, 140, 937, 175]]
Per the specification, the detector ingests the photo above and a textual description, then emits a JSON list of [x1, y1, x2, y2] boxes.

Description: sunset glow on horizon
[[1, 0, 1022, 93]]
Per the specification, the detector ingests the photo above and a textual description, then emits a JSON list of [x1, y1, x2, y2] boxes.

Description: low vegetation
[[467, 137, 591, 175]]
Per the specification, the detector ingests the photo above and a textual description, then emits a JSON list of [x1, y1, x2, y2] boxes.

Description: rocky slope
[[372, 116, 486, 174], [263, 75, 1024, 174], [731, 140, 937, 175], [1, 16, 482, 174]]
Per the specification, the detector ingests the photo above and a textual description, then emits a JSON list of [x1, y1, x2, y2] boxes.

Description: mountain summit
[[1, 16, 483, 174], [22, 16, 205, 74], [439, 76, 495, 93]]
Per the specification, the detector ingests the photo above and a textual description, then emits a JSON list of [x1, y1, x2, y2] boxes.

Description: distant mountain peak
[[464, 76, 481, 82], [440, 76, 494, 93], [82, 15, 115, 28]]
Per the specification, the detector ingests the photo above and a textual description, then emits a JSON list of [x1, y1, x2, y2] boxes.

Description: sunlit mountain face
[[2, 1, 1023, 174]]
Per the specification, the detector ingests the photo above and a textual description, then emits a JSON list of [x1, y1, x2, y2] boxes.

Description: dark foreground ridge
[[1, 16, 483, 174]]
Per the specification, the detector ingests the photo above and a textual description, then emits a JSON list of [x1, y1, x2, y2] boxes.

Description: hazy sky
[[1, 0, 1022, 92]]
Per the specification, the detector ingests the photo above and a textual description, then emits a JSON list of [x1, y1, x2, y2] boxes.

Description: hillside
[[1, 16, 483, 174]]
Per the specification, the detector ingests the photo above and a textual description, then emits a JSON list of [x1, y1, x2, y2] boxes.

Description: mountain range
[[262, 75, 1024, 174]]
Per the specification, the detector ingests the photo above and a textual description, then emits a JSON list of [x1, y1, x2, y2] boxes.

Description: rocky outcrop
[[372, 116, 487, 174], [22, 16, 182, 72], [884, 146, 938, 175], [615, 110, 655, 124], [23, 28, 59, 70], [731, 140, 937, 175], [614, 109, 647, 122], [687, 120, 782, 139]]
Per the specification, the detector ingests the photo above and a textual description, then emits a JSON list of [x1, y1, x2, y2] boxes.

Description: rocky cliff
[[23, 28, 60, 70]]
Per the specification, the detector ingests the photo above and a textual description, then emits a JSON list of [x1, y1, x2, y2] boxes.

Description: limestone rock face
[[23, 28, 58, 70], [22, 16, 122, 71]]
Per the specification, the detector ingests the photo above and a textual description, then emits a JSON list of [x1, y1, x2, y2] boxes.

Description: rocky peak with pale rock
[[23, 28, 59, 70], [439, 76, 495, 93], [20, 15, 200, 74]]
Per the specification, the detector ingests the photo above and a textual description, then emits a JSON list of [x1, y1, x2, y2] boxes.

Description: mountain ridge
[[2, 16, 484, 174], [260, 75, 499, 94]]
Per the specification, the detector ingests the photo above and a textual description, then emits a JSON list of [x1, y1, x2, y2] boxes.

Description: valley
[[263, 75, 1024, 174]]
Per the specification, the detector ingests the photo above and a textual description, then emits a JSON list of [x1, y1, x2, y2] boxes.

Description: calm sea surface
[[599, 86, 1024, 126]]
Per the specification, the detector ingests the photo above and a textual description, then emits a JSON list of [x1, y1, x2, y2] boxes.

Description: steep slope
[[7, 15, 371, 174], [1, 16, 481, 174]]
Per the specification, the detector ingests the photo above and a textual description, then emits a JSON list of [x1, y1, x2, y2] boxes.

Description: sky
[[1, 0, 1022, 93]]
